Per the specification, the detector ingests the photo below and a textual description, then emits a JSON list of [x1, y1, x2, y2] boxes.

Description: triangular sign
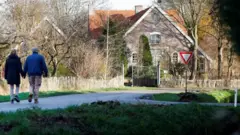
[[179, 52, 193, 64]]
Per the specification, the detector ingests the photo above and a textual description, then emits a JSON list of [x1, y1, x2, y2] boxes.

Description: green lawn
[[153, 90, 239, 103], [0, 102, 238, 135], [0, 87, 157, 103]]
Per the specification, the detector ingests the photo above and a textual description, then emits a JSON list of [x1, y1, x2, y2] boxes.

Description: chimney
[[135, 5, 143, 14]]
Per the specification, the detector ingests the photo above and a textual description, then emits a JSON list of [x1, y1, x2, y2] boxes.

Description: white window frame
[[172, 52, 179, 63], [199, 57, 205, 72], [150, 32, 161, 44], [132, 53, 138, 64]]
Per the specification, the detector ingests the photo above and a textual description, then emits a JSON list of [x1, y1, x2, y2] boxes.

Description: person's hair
[[32, 47, 39, 53], [10, 49, 17, 55]]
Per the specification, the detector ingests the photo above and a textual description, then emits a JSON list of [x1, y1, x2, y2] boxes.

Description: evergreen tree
[[140, 35, 153, 66]]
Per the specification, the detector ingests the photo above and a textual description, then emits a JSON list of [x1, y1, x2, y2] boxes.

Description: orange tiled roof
[[165, 9, 188, 34], [90, 10, 135, 30], [90, 10, 135, 39]]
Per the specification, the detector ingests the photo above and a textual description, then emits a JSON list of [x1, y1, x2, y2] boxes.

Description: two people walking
[[4, 47, 48, 104]]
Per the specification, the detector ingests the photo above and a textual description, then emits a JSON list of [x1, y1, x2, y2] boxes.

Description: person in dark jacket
[[4, 49, 25, 104], [24, 47, 48, 104]]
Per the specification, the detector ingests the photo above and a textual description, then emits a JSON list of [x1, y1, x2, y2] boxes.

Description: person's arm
[[18, 58, 25, 78], [41, 56, 48, 77], [23, 57, 28, 74], [4, 60, 8, 80]]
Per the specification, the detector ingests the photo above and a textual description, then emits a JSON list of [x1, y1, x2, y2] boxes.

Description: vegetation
[[48, 64, 74, 77], [153, 90, 240, 103], [213, 0, 240, 54], [169, 62, 186, 78], [169, 0, 211, 80], [98, 18, 128, 77], [140, 35, 153, 66], [0, 103, 239, 135]]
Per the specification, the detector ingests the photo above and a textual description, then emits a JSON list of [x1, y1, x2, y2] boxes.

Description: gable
[[124, 4, 213, 62], [124, 7, 191, 50]]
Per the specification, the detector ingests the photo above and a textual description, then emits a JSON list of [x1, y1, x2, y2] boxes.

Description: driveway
[[0, 89, 237, 112]]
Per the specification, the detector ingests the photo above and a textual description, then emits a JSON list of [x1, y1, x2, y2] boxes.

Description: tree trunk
[[227, 43, 233, 80], [227, 65, 233, 80], [217, 38, 223, 79], [190, 26, 198, 80], [51, 60, 57, 76]]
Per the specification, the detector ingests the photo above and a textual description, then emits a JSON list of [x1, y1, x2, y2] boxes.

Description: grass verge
[[153, 90, 240, 103], [0, 103, 238, 135]]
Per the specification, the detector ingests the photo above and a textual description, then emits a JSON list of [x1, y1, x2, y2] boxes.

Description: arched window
[[172, 52, 178, 63], [199, 57, 205, 72], [132, 53, 138, 64], [150, 32, 161, 44]]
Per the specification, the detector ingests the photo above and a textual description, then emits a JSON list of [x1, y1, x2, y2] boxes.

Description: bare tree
[[68, 42, 106, 78], [0, 0, 107, 77], [29, 0, 103, 76], [199, 15, 229, 79], [169, 0, 210, 80]]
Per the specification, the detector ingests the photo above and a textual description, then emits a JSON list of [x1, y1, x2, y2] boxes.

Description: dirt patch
[[177, 92, 199, 102], [139, 95, 153, 100], [91, 101, 121, 109]]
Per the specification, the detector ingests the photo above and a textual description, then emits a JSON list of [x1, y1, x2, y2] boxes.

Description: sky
[[0, 0, 155, 11], [109, 0, 153, 10]]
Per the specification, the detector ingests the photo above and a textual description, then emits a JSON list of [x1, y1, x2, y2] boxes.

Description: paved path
[[0, 89, 238, 112]]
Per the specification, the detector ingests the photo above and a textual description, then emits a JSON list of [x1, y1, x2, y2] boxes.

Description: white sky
[[0, 0, 155, 11], [109, 0, 153, 10]]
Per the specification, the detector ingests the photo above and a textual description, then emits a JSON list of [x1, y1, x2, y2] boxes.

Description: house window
[[172, 52, 178, 63], [150, 33, 161, 44], [132, 53, 137, 64], [199, 57, 205, 72]]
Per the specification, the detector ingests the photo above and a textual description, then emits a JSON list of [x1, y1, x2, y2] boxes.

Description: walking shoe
[[34, 99, 38, 104], [14, 95, 20, 103], [28, 94, 33, 103]]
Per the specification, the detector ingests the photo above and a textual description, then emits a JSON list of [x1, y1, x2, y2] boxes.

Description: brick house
[[90, 4, 213, 73]]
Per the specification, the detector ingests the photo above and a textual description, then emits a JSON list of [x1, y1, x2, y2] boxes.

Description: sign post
[[235, 88, 238, 107], [179, 52, 193, 93]]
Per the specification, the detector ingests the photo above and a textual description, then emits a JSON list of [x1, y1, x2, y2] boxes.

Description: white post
[[157, 61, 161, 87], [235, 88, 238, 107], [131, 65, 134, 87]]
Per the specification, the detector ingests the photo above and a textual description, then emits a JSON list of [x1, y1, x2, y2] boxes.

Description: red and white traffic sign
[[179, 52, 193, 64]]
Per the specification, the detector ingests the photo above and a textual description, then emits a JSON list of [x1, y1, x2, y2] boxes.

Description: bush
[[134, 66, 156, 79], [48, 64, 73, 77], [169, 62, 186, 77]]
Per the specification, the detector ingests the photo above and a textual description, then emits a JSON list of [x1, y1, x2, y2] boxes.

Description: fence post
[[157, 61, 161, 87]]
